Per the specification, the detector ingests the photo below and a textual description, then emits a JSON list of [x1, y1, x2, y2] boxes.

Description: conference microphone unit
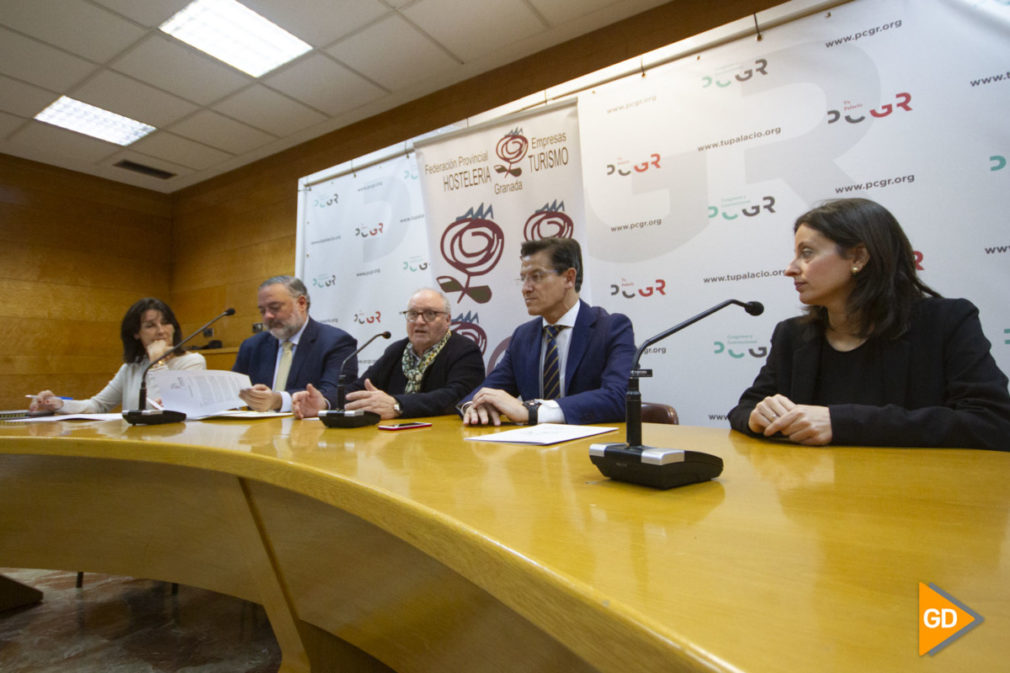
[[590, 299, 764, 489], [124, 308, 236, 425], [320, 330, 392, 428]]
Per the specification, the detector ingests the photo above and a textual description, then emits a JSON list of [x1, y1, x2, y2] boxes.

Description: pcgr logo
[[918, 583, 984, 656], [828, 92, 911, 125]]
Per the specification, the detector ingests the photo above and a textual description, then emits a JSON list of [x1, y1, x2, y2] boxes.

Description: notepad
[[466, 423, 617, 446]]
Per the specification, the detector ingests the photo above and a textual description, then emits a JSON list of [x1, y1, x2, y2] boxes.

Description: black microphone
[[590, 299, 763, 489], [319, 330, 391, 428], [123, 308, 236, 425]]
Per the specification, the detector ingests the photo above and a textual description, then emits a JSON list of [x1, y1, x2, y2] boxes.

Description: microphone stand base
[[319, 409, 381, 428], [123, 410, 188, 425], [589, 442, 723, 490]]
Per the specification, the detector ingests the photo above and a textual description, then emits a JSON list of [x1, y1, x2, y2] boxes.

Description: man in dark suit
[[461, 237, 635, 426], [233, 276, 357, 412], [292, 288, 485, 419]]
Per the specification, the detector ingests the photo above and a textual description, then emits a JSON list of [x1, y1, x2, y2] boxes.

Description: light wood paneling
[[0, 154, 172, 410]]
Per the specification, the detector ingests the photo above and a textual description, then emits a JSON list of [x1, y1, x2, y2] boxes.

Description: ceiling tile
[[326, 14, 459, 90], [243, 0, 389, 47], [129, 130, 233, 170], [6, 120, 119, 163], [0, 75, 58, 118], [111, 34, 251, 105], [402, 0, 546, 62], [168, 110, 277, 155], [0, 27, 96, 91], [0, 110, 25, 138], [73, 70, 198, 128], [264, 54, 386, 117], [213, 84, 328, 136], [88, 0, 192, 28], [528, 0, 619, 25], [0, 0, 146, 62]]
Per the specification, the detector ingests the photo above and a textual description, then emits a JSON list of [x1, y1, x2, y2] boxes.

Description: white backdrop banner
[[578, 0, 1010, 426], [295, 154, 433, 370], [413, 100, 585, 368], [296, 0, 1009, 423]]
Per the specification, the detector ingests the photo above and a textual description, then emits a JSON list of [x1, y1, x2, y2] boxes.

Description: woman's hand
[[29, 390, 64, 412], [145, 338, 172, 363], [749, 394, 833, 445]]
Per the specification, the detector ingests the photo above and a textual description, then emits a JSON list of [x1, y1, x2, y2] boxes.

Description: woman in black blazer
[[728, 198, 1010, 450]]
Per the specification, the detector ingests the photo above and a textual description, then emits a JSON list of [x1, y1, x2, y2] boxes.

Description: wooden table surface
[[2, 416, 1007, 673]]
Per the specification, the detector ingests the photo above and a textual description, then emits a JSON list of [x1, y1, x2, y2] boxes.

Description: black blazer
[[339, 332, 486, 417], [728, 298, 1010, 450], [233, 317, 357, 401]]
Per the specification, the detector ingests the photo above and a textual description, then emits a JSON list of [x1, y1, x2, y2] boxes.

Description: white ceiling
[[0, 0, 671, 193]]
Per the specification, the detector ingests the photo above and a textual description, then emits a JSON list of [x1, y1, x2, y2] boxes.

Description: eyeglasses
[[516, 269, 559, 286], [401, 309, 447, 322]]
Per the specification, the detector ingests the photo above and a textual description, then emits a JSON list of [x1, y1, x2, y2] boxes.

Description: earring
[[851, 266, 860, 275]]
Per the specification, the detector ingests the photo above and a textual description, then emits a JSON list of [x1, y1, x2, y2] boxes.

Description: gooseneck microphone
[[590, 299, 764, 489], [320, 331, 391, 428], [123, 308, 236, 425]]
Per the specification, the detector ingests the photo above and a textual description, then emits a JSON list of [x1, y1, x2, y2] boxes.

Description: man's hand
[[345, 379, 399, 420], [292, 383, 327, 419], [462, 388, 528, 426], [749, 394, 833, 445], [239, 384, 282, 412]]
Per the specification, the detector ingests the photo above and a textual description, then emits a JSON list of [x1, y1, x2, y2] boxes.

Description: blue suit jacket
[[464, 300, 635, 424], [232, 317, 358, 401]]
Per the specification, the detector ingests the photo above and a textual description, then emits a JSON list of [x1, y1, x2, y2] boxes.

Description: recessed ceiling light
[[160, 0, 312, 77], [34, 96, 156, 146]]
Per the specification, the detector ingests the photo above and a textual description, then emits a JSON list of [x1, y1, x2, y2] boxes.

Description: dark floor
[[0, 568, 281, 673]]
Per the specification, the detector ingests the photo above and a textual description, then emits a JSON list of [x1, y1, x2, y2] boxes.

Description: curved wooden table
[[1, 417, 1008, 672]]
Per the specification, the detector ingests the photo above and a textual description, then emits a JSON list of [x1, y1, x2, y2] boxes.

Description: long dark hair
[[120, 298, 184, 363], [794, 198, 939, 340]]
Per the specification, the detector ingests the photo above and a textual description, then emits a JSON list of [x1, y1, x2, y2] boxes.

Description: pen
[[25, 394, 73, 401]]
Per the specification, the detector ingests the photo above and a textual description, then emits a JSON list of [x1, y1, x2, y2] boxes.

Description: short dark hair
[[520, 237, 583, 291], [260, 275, 310, 308], [794, 198, 939, 340], [121, 298, 184, 363]]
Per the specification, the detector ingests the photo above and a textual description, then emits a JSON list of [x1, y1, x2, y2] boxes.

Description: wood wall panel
[[170, 0, 780, 346], [0, 154, 172, 410]]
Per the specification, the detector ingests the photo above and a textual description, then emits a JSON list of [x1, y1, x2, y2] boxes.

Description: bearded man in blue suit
[[462, 237, 635, 426], [233, 276, 357, 412]]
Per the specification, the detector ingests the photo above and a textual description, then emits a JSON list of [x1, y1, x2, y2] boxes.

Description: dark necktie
[[542, 325, 563, 400]]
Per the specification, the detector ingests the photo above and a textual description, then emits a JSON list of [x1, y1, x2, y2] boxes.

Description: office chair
[[640, 402, 679, 425]]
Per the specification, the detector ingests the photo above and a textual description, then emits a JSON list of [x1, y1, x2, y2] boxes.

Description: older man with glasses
[[461, 236, 635, 426], [292, 288, 485, 419]]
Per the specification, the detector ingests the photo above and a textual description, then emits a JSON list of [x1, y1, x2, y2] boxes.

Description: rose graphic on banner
[[438, 204, 504, 304], [495, 128, 528, 177], [451, 318, 488, 355], [523, 200, 574, 240]]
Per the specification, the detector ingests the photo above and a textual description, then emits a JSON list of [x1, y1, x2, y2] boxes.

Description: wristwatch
[[392, 401, 402, 417], [522, 400, 541, 425]]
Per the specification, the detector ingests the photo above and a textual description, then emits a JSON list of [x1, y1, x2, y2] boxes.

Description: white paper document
[[149, 369, 250, 419], [465, 423, 618, 446]]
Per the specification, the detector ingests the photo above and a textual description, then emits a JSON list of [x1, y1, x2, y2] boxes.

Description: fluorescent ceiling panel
[[34, 96, 156, 146], [159, 0, 312, 77]]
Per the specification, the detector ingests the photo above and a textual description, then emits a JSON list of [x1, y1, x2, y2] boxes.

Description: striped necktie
[[273, 340, 293, 391], [542, 325, 563, 400]]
